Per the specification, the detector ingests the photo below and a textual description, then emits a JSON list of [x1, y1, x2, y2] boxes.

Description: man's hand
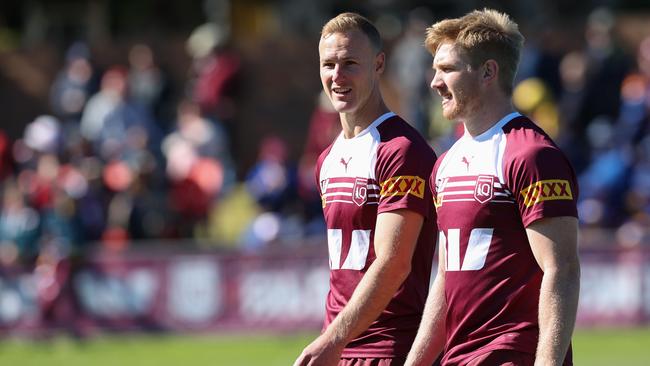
[[293, 334, 345, 366]]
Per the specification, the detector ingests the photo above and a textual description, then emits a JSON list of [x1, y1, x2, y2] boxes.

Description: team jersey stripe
[[325, 177, 379, 184], [441, 182, 506, 189], [324, 187, 379, 193], [324, 192, 352, 197], [325, 199, 379, 205], [440, 198, 515, 204], [327, 182, 354, 189], [445, 180, 477, 187], [441, 190, 474, 196]]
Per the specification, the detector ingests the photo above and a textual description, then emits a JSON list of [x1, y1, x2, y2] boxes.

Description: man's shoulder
[[501, 116, 557, 149], [315, 141, 337, 172], [376, 115, 419, 139], [501, 116, 566, 163], [375, 115, 435, 157]]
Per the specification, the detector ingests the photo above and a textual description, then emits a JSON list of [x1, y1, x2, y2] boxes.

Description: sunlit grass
[[0, 328, 648, 366]]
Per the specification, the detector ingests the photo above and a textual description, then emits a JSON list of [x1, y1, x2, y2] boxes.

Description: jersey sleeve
[[504, 144, 579, 227], [375, 137, 436, 218], [314, 143, 333, 197], [429, 152, 446, 210]]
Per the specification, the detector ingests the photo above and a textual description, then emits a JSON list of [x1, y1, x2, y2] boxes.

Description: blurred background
[[0, 0, 649, 365]]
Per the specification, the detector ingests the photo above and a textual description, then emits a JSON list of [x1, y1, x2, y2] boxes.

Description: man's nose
[[430, 72, 443, 90], [332, 64, 344, 83]]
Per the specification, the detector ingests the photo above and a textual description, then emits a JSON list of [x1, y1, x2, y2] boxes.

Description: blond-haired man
[[405, 9, 580, 366], [294, 12, 438, 366]]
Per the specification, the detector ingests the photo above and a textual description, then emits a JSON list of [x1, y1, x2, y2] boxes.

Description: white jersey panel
[[320, 112, 395, 179]]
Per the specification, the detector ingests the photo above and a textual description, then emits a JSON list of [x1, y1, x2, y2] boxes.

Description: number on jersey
[[439, 228, 494, 271]]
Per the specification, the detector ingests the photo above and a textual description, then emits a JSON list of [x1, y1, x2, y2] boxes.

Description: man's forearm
[[324, 257, 412, 347], [535, 265, 580, 365]]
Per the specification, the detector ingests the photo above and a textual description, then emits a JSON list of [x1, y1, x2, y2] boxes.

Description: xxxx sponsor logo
[[520, 179, 573, 207], [380, 176, 425, 199]]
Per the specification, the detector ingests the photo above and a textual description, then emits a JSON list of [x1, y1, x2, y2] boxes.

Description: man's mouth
[[332, 87, 351, 95], [439, 91, 453, 104]]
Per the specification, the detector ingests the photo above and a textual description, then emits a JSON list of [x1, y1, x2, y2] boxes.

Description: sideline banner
[[0, 245, 649, 334]]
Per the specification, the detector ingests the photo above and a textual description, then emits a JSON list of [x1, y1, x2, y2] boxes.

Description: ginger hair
[[425, 9, 524, 94]]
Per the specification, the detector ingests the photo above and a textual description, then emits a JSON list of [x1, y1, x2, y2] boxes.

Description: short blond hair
[[321, 12, 382, 52], [425, 9, 524, 94]]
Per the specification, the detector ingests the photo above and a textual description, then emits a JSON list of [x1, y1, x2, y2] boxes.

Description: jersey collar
[[338, 111, 396, 141], [464, 111, 522, 142]]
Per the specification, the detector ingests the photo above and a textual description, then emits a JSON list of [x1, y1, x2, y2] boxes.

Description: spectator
[[50, 42, 97, 126], [79, 67, 129, 146], [560, 7, 632, 172], [127, 43, 171, 131], [162, 100, 232, 238], [0, 179, 40, 266], [242, 135, 300, 249], [186, 22, 241, 143], [388, 7, 434, 136]]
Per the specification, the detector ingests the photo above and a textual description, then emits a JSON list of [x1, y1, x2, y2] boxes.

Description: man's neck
[[461, 98, 514, 137], [340, 96, 389, 139]]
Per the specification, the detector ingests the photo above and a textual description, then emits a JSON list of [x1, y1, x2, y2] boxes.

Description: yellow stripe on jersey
[[520, 179, 573, 207], [434, 195, 443, 208], [380, 176, 425, 199]]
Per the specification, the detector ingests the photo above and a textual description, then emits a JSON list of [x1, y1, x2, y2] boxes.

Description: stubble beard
[[443, 86, 479, 121], [443, 94, 465, 121]]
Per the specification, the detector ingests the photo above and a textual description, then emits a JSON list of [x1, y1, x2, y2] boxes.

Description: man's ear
[[376, 52, 386, 74], [482, 59, 499, 85]]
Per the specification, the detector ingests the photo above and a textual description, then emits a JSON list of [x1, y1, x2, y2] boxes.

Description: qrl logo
[[474, 175, 494, 204], [352, 178, 367, 206]]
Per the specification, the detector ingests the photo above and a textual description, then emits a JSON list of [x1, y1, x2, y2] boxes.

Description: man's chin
[[442, 110, 458, 121], [332, 102, 355, 114]]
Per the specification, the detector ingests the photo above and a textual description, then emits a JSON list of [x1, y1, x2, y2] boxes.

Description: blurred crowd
[[0, 6, 649, 274], [1, 21, 249, 270]]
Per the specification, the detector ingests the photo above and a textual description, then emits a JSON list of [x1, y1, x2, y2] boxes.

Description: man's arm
[[526, 216, 580, 366], [404, 244, 446, 366], [293, 209, 424, 366]]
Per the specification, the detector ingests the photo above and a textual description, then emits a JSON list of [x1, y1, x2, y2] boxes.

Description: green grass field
[[0, 328, 648, 365]]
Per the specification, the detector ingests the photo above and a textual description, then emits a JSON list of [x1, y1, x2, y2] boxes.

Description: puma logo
[[340, 157, 352, 172], [461, 156, 473, 171]]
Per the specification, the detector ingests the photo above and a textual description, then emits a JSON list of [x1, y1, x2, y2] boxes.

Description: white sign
[[167, 259, 221, 324], [239, 267, 329, 322]]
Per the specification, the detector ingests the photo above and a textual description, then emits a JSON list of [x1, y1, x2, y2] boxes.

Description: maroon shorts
[[465, 350, 534, 366], [338, 357, 407, 366]]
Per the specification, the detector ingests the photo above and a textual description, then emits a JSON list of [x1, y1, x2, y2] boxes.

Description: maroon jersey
[[432, 113, 577, 365], [316, 112, 437, 358]]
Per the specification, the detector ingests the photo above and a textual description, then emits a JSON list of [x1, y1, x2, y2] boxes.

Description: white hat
[[186, 22, 227, 59]]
